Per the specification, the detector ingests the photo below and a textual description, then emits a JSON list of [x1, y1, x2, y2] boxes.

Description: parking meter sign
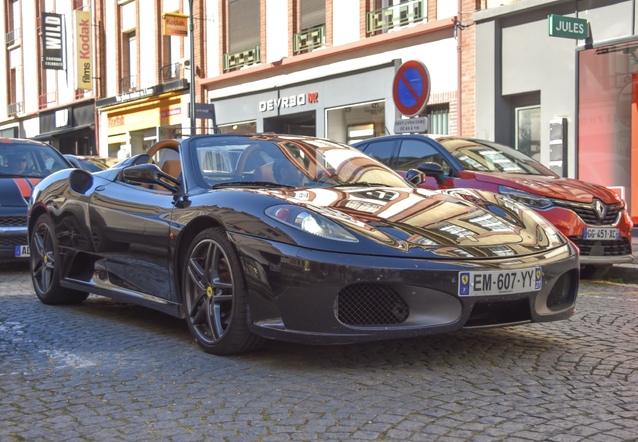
[[392, 60, 431, 117]]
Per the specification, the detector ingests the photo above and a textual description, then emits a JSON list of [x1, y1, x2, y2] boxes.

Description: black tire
[[30, 214, 89, 305], [579, 264, 612, 280], [182, 227, 263, 355]]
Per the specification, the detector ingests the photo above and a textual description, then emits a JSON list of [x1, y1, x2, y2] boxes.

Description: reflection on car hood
[[473, 172, 622, 204], [0, 177, 40, 206], [263, 186, 566, 259]]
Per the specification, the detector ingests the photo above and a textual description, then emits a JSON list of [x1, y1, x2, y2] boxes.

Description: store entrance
[[264, 111, 315, 136]]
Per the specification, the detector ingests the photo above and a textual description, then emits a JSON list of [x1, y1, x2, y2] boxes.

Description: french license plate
[[583, 227, 619, 240], [459, 267, 542, 296], [15, 245, 30, 258]]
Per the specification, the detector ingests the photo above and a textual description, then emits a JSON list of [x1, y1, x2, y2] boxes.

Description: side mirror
[[406, 168, 426, 185], [417, 162, 446, 185], [121, 163, 180, 193]]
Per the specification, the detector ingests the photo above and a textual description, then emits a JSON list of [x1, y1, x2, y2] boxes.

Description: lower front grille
[[547, 271, 577, 310], [0, 236, 27, 247], [569, 237, 631, 256], [336, 283, 409, 326]]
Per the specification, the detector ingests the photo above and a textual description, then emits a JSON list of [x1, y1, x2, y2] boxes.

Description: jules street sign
[[548, 14, 588, 39]]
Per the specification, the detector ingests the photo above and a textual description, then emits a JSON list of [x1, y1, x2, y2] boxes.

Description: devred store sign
[[258, 92, 319, 112]]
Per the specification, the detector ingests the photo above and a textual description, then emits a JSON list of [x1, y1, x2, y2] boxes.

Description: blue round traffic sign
[[392, 60, 431, 117]]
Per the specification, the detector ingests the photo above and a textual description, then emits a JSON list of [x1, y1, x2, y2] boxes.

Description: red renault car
[[353, 135, 633, 279]]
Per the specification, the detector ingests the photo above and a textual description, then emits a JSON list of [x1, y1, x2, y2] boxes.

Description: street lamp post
[[189, 0, 196, 136]]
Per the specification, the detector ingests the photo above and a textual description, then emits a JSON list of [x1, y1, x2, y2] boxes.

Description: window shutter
[[229, 0, 260, 52], [300, 0, 325, 30]]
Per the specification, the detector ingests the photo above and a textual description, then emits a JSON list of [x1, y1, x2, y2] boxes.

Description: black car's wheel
[[30, 214, 89, 305], [580, 264, 611, 280], [182, 227, 263, 355]]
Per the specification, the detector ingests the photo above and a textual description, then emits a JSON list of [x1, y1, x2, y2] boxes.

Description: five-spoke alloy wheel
[[182, 227, 262, 355]]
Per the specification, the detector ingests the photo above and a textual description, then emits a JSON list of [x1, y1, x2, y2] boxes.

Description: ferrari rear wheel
[[182, 227, 263, 355], [30, 214, 89, 305]]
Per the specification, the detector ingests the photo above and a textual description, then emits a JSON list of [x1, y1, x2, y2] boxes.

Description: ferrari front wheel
[[30, 214, 88, 305], [182, 227, 262, 355]]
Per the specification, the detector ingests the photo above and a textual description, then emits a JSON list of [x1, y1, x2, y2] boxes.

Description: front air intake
[[337, 283, 409, 326]]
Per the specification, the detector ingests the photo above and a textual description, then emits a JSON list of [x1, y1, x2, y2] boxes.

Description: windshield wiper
[[332, 182, 392, 188], [212, 181, 295, 189]]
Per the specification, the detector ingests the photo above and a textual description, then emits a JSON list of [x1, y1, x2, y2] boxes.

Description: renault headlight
[[498, 186, 552, 209]]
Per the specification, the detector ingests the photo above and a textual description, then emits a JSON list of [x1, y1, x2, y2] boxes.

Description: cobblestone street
[[1, 263, 637, 441]]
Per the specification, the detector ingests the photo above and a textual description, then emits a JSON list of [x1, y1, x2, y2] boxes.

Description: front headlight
[[498, 185, 552, 209], [265, 205, 359, 242]]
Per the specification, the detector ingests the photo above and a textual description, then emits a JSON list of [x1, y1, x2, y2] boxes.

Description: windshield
[[191, 135, 411, 189], [0, 142, 71, 178], [437, 138, 555, 176]]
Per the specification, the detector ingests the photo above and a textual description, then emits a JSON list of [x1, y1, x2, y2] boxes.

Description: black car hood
[[259, 186, 566, 259], [0, 177, 40, 207]]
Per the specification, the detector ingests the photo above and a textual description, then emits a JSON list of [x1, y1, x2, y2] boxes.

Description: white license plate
[[583, 227, 619, 240], [15, 245, 30, 257], [459, 267, 542, 296]]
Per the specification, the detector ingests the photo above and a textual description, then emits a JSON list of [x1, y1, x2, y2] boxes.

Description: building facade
[[474, 0, 638, 223], [1, 0, 97, 154], [198, 0, 474, 144]]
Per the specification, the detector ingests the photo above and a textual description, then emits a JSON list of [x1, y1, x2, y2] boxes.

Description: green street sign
[[548, 14, 588, 39]]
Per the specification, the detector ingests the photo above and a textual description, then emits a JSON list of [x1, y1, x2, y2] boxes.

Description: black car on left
[[0, 138, 73, 262]]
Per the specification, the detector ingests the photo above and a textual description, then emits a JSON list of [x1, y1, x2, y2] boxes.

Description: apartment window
[[367, 0, 426, 36], [427, 104, 449, 135], [8, 66, 22, 116], [119, 31, 137, 91], [6, 0, 21, 46], [294, 0, 326, 54], [224, 0, 261, 71]]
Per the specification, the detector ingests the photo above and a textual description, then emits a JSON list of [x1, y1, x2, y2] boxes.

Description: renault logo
[[593, 199, 607, 221]]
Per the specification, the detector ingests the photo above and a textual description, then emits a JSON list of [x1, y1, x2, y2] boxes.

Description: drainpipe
[[457, 0, 463, 137]]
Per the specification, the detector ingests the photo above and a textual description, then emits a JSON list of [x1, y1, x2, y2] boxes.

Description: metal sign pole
[[189, 0, 196, 136]]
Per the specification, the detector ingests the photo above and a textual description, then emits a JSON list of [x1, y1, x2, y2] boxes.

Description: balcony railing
[[160, 62, 181, 83], [6, 28, 20, 46], [119, 74, 137, 93], [223, 45, 261, 72], [38, 91, 57, 109], [366, 0, 426, 36], [8, 102, 23, 116], [294, 25, 326, 54]]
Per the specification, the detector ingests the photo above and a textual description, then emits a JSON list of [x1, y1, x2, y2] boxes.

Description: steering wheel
[[235, 145, 262, 177], [146, 139, 180, 162]]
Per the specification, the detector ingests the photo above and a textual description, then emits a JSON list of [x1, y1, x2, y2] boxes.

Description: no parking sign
[[392, 60, 431, 117]]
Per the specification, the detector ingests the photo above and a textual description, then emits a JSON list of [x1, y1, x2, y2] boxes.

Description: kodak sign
[[75, 10, 92, 90]]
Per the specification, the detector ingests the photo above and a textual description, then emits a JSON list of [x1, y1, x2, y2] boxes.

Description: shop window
[[515, 105, 540, 161], [294, 0, 325, 54], [224, 0, 261, 72], [366, 0, 426, 36], [347, 124, 374, 144], [218, 121, 257, 134], [326, 101, 386, 144]]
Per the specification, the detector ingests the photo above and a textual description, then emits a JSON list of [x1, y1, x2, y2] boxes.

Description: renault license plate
[[583, 227, 619, 240], [459, 267, 542, 296]]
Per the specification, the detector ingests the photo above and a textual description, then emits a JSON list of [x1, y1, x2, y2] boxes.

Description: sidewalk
[[602, 227, 638, 284]]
